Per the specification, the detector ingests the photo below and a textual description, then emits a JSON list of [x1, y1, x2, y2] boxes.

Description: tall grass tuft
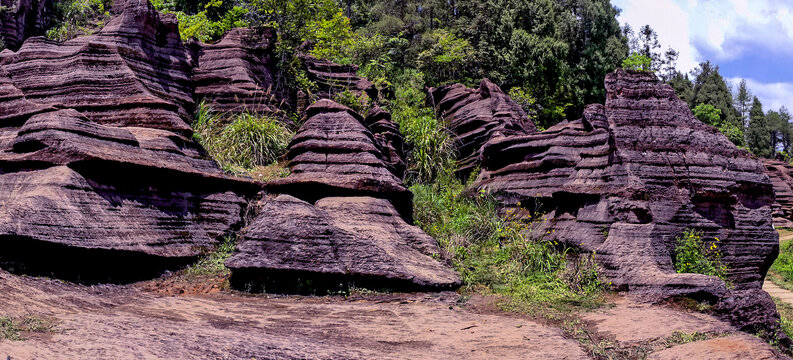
[[192, 102, 294, 174], [411, 175, 605, 311]]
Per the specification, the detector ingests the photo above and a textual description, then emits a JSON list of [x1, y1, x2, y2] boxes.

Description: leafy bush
[[412, 176, 604, 310], [416, 29, 475, 85], [621, 52, 652, 72], [192, 102, 293, 173], [673, 229, 728, 281], [507, 86, 539, 121], [332, 89, 371, 116], [153, 0, 248, 42], [693, 103, 746, 146], [45, 0, 112, 41]]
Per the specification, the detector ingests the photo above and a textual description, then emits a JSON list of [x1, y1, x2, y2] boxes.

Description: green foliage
[[690, 61, 741, 130], [692, 104, 722, 126], [332, 89, 371, 116], [0, 316, 57, 341], [45, 0, 112, 41], [154, 0, 248, 42], [192, 102, 293, 174], [673, 229, 728, 282], [416, 29, 475, 85], [773, 297, 793, 344], [507, 86, 538, 120], [185, 237, 237, 277], [307, 9, 353, 61], [621, 52, 652, 72], [412, 176, 604, 310], [747, 96, 773, 158], [772, 238, 793, 282], [401, 112, 455, 183]]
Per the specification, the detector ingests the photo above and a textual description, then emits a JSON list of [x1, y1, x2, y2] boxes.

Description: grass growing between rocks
[[412, 175, 606, 315], [673, 229, 728, 282], [185, 237, 238, 278], [192, 102, 294, 176], [0, 315, 58, 341]]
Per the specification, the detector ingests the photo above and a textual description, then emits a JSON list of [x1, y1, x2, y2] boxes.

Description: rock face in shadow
[[229, 99, 459, 293], [764, 159, 793, 228], [429, 78, 536, 178], [0, 0, 257, 282], [474, 70, 777, 305], [0, 0, 54, 51], [193, 27, 289, 115]]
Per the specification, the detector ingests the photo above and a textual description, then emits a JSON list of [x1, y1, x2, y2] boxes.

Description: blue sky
[[612, 0, 793, 113]]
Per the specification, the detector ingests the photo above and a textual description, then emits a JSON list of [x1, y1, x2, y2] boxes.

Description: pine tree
[[734, 79, 752, 131], [691, 61, 740, 128], [747, 97, 772, 158]]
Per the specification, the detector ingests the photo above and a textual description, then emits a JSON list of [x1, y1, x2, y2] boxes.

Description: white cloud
[[728, 77, 793, 113], [613, 0, 793, 71]]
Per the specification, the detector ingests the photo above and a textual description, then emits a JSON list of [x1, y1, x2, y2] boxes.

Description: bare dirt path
[[0, 271, 588, 360]]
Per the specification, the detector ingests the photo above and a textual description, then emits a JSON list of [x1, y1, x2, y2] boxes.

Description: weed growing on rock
[[621, 52, 652, 72], [673, 229, 728, 281], [186, 237, 237, 277], [192, 102, 294, 174]]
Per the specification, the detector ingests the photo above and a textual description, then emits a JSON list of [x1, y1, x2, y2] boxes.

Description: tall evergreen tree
[[668, 71, 694, 105], [747, 97, 772, 158], [691, 61, 740, 128], [734, 79, 752, 131]]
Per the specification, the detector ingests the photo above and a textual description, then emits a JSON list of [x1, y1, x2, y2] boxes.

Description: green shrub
[[332, 89, 371, 116], [400, 113, 455, 184], [186, 237, 237, 277], [673, 229, 728, 281], [416, 29, 475, 85], [45, 0, 112, 41], [412, 176, 604, 310], [621, 52, 652, 72], [192, 102, 293, 174], [155, 0, 248, 42]]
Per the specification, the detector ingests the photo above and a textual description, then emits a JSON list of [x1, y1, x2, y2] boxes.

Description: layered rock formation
[[266, 99, 413, 219], [228, 100, 460, 292], [193, 27, 288, 115], [0, 0, 257, 282], [430, 78, 536, 177], [472, 70, 777, 302], [764, 159, 793, 227], [299, 52, 377, 101]]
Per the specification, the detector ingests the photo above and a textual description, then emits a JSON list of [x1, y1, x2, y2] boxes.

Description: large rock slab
[[0, 0, 53, 51], [0, 0, 257, 282], [475, 70, 777, 300], [429, 78, 536, 178], [226, 195, 460, 293], [299, 52, 377, 101]]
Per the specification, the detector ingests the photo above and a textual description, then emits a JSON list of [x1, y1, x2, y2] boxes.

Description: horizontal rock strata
[[430, 78, 536, 178], [475, 70, 777, 302], [231, 99, 459, 292], [0, 0, 257, 282], [763, 159, 793, 228]]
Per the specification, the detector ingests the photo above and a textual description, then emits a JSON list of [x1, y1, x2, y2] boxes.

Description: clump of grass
[[772, 239, 793, 285], [412, 175, 605, 313], [673, 229, 728, 282], [185, 237, 237, 277], [1, 316, 58, 341], [192, 102, 294, 174]]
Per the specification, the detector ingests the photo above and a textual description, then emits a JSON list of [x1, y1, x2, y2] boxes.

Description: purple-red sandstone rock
[[474, 69, 777, 300], [266, 99, 412, 219], [764, 159, 793, 228], [193, 27, 289, 115], [226, 195, 460, 292], [429, 78, 536, 177], [0, 0, 53, 51], [299, 52, 377, 101], [0, 0, 257, 282]]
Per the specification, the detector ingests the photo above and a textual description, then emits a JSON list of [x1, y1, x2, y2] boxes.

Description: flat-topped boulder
[[0, 0, 257, 282], [226, 195, 460, 293], [475, 69, 777, 302], [429, 78, 536, 178]]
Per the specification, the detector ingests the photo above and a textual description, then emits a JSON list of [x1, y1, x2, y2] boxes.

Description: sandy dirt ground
[[0, 270, 588, 360], [0, 270, 786, 360]]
